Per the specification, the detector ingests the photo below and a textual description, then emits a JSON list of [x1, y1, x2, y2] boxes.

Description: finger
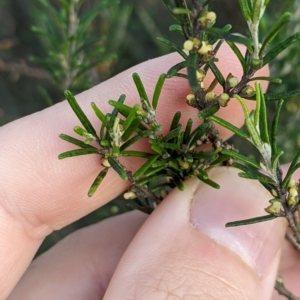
[[0, 45, 269, 297], [103, 167, 286, 300], [8, 211, 147, 300]]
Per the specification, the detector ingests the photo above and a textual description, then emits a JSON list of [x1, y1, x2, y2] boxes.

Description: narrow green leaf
[[233, 162, 276, 184], [198, 103, 220, 119], [249, 76, 282, 84], [264, 90, 300, 101], [170, 111, 181, 131], [169, 24, 183, 34], [136, 172, 168, 186], [150, 140, 179, 150], [204, 27, 252, 47], [132, 73, 150, 106], [257, 82, 270, 144], [133, 154, 161, 180], [282, 154, 300, 188], [221, 149, 260, 169], [173, 176, 185, 191], [64, 90, 97, 136], [226, 40, 247, 72], [121, 151, 153, 158], [59, 134, 97, 149], [112, 94, 126, 117], [187, 52, 199, 91], [173, 7, 190, 14], [209, 115, 248, 139], [270, 99, 284, 155], [88, 168, 109, 197], [122, 104, 140, 132], [197, 174, 220, 189], [121, 116, 143, 141], [163, 126, 183, 142], [271, 150, 284, 172], [120, 130, 153, 151], [263, 32, 300, 66], [91, 102, 106, 123], [208, 61, 225, 86], [209, 24, 232, 45], [183, 118, 193, 144], [58, 148, 99, 159], [187, 122, 211, 149], [108, 157, 128, 180], [173, 0, 191, 29], [260, 12, 292, 56], [108, 100, 132, 115], [237, 0, 251, 21], [152, 73, 166, 109], [157, 37, 188, 59], [167, 61, 187, 77], [226, 214, 277, 227]]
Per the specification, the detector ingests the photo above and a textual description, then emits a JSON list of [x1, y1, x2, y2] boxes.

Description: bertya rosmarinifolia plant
[[58, 0, 300, 298]]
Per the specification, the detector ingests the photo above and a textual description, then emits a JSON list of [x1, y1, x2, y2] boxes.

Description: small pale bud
[[183, 40, 194, 51], [196, 69, 206, 81], [218, 93, 230, 107], [205, 91, 215, 101], [206, 11, 217, 23], [265, 201, 282, 214], [288, 196, 298, 207], [186, 94, 195, 104], [123, 191, 137, 200], [271, 189, 278, 197], [289, 187, 298, 197], [198, 41, 213, 55], [241, 85, 255, 97], [288, 178, 296, 188], [101, 158, 111, 168], [191, 37, 201, 48], [227, 76, 239, 88]]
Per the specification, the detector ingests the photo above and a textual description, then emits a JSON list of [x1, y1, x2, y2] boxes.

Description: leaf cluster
[[31, 0, 119, 94], [59, 0, 300, 232]]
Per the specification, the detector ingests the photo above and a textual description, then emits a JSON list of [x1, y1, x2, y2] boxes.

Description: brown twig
[[275, 276, 300, 300], [0, 59, 51, 80], [285, 231, 300, 251]]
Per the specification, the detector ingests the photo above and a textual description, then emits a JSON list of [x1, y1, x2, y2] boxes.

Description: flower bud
[[218, 93, 230, 107], [289, 187, 298, 197], [288, 178, 297, 188], [183, 40, 194, 51], [240, 85, 255, 97], [191, 37, 202, 48], [186, 93, 195, 102], [206, 11, 217, 23], [101, 158, 111, 168], [227, 76, 239, 88], [196, 69, 206, 81], [265, 201, 282, 214], [123, 191, 137, 200], [198, 41, 213, 55], [205, 91, 215, 101], [288, 196, 298, 207]]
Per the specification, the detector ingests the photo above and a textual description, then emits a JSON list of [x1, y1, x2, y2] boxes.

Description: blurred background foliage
[[0, 0, 299, 255]]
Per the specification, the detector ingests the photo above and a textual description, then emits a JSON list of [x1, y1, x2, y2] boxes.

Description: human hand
[[1, 45, 297, 299]]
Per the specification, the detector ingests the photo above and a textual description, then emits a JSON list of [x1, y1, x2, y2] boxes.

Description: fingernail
[[190, 166, 285, 275]]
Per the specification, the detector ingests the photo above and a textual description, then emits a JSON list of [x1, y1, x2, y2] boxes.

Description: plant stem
[[275, 276, 300, 300]]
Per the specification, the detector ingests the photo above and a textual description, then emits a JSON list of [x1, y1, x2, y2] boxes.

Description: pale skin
[[1, 44, 300, 299]]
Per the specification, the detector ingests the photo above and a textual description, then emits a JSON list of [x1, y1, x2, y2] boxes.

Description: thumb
[[104, 167, 286, 300]]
